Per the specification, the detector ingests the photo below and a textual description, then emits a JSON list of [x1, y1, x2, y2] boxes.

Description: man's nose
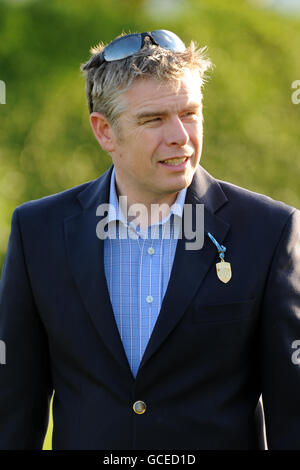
[[165, 117, 189, 146]]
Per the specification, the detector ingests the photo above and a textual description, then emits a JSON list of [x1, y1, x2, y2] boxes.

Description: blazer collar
[[185, 163, 228, 211], [77, 164, 114, 210]]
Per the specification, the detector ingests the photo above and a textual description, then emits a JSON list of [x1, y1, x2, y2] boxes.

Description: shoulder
[[205, 172, 300, 251], [214, 177, 300, 271], [12, 167, 112, 225], [196, 165, 298, 232], [13, 180, 93, 228], [217, 177, 297, 227]]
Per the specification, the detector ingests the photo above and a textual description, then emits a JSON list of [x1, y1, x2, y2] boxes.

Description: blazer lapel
[[64, 166, 133, 378], [138, 166, 230, 374]]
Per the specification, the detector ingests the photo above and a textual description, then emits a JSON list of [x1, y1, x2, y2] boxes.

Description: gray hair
[[80, 35, 213, 130]]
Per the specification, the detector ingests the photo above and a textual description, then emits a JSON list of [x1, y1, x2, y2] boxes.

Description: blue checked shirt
[[103, 168, 186, 378]]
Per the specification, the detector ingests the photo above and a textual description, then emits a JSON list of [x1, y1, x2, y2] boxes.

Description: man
[[0, 29, 300, 450]]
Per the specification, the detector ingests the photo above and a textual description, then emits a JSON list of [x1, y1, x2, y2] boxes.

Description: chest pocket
[[192, 297, 257, 324]]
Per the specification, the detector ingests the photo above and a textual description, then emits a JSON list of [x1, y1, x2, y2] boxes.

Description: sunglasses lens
[[151, 30, 185, 52], [104, 35, 142, 61]]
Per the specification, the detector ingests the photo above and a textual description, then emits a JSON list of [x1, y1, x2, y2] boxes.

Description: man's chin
[[166, 171, 196, 192]]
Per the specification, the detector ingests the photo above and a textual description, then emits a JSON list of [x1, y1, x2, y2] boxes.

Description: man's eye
[[184, 112, 197, 118], [145, 117, 161, 123]]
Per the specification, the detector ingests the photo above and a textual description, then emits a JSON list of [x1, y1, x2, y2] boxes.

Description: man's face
[[108, 70, 203, 204]]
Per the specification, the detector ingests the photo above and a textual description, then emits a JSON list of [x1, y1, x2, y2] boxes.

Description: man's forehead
[[123, 71, 203, 114]]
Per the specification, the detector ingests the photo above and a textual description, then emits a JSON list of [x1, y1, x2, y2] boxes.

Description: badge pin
[[216, 260, 232, 283], [207, 232, 232, 284]]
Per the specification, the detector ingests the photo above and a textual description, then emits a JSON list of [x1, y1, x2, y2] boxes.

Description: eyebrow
[[135, 104, 201, 122], [135, 110, 168, 121]]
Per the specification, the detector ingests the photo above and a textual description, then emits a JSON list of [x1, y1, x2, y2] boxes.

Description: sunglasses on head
[[100, 29, 186, 63]]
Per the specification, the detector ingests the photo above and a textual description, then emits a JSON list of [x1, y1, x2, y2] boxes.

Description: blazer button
[[133, 400, 146, 414]]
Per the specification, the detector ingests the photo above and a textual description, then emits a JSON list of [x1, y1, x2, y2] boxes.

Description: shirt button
[[146, 295, 153, 303], [133, 400, 146, 414], [148, 247, 155, 255]]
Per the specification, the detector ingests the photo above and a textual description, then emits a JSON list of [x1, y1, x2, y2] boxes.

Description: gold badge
[[216, 261, 232, 284]]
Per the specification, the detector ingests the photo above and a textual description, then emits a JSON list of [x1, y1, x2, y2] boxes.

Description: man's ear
[[90, 112, 116, 152]]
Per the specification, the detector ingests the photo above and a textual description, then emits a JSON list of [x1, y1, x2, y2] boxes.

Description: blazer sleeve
[[261, 208, 300, 449], [0, 208, 53, 449]]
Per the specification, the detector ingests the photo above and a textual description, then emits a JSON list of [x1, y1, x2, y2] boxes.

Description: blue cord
[[207, 232, 226, 260]]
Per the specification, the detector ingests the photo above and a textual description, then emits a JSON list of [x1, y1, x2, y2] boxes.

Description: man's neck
[[115, 182, 178, 230]]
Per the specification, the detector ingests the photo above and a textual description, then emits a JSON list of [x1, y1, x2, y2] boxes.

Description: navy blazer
[[0, 165, 300, 450]]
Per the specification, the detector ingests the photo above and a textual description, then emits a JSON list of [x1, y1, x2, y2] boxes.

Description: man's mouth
[[159, 157, 189, 166]]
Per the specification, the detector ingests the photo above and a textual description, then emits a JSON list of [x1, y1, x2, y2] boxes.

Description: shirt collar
[[107, 167, 187, 226]]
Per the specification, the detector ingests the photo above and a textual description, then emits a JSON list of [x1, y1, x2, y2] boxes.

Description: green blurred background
[[0, 0, 299, 450]]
